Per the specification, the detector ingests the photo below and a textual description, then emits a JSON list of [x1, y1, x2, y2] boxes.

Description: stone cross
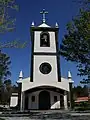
[[40, 9, 48, 23]]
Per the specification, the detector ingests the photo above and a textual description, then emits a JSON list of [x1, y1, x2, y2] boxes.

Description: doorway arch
[[39, 90, 50, 110]]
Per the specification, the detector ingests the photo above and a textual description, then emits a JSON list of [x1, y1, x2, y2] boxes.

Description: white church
[[10, 9, 74, 111]]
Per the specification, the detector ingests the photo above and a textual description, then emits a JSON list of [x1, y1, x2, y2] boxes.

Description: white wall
[[50, 91, 60, 109], [22, 77, 69, 92], [33, 55, 58, 82], [28, 91, 40, 109], [34, 31, 56, 53], [64, 93, 68, 109], [10, 96, 18, 107]]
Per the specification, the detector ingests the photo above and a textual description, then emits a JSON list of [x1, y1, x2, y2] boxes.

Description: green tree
[[0, 0, 18, 33], [0, 50, 11, 103], [73, 85, 88, 98], [12, 84, 18, 93], [4, 79, 12, 104], [0, 0, 26, 48], [60, 0, 90, 83], [0, 0, 18, 103]]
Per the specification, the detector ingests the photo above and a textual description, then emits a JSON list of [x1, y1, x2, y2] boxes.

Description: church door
[[39, 91, 50, 110]]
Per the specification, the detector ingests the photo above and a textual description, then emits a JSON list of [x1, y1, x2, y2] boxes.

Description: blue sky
[[1, 0, 83, 86]]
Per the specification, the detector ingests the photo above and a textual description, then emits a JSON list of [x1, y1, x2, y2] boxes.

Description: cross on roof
[[40, 9, 48, 23]]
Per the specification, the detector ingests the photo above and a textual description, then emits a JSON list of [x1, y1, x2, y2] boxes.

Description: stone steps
[[0, 110, 90, 119]]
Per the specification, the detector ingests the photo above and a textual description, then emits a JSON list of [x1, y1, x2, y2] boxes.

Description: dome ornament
[[19, 70, 23, 79], [55, 22, 58, 28], [31, 21, 35, 27]]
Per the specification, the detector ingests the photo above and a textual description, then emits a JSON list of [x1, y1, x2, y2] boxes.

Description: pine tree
[[0, 50, 11, 103]]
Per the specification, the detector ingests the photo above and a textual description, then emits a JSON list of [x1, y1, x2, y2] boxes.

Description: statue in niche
[[40, 32, 50, 47]]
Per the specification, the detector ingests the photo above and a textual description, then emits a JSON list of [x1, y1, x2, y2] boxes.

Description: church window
[[40, 32, 50, 47], [31, 96, 35, 102], [39, 62, 52, 74], [54, 96, 57, 102]]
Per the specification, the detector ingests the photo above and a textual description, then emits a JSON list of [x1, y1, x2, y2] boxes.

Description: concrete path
[[71, 113, 90, 116], [1, 118, 71, 120], [1, 110, 90, 120], [1, 117, 32, 120]]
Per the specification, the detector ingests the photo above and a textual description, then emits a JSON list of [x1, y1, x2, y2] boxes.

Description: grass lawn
[[0, 118, 5, 120]]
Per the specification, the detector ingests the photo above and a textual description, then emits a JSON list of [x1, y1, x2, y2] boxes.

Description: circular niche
[[39, 62, 52, 74]]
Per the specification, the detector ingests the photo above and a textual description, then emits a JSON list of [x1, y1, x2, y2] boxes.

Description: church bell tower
[[30, 9, 61, 82]]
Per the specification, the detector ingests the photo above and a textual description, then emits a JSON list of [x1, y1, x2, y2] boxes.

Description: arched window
[[40, 32, 50, 47]]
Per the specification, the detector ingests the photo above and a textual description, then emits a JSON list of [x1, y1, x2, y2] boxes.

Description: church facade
[[10, 9, 74, 111]]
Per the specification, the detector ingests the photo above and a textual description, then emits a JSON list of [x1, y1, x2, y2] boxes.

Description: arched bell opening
[[40, 32, 50, 47]]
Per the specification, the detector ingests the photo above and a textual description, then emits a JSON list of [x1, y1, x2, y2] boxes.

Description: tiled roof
[[75, 97, 88, 102]]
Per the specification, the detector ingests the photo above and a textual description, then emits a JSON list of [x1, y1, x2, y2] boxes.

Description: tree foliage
[[73, 85, 88, 99], [0, 0, 27, 48], [0, 0, 18, 33], [60, 0, 90, 83], [0, 50, 11, 103], [0, 50, 11, 82]]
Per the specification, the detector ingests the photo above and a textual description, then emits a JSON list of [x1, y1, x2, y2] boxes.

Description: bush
[[0, 118, 5, 120], [0, 106, 7, 111], [74, 102, 90, 111]]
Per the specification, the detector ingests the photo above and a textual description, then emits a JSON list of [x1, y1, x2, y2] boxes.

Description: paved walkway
[[1, 117, 29, 120], [1, 111, 90, 120], [1, 118, 71, 120], [71, 113, 90, 116]]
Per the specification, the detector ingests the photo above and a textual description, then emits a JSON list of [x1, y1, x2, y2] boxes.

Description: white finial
[[31, 21, 35, 27], [19, 70, 23, 78], [68, 71, 72, 78], [55, 22, 58, 28], [68, 71, 74, 83]]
